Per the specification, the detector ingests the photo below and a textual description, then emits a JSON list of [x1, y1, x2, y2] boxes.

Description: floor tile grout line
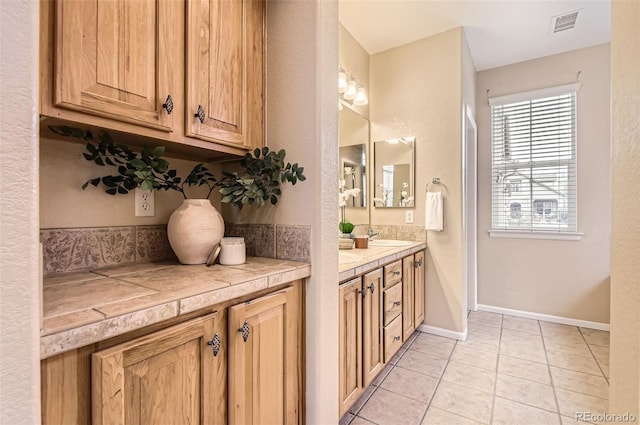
[[489, 313, 504, 425], [416, 331, 459, 425], [346, 330, 421, 424], [578, 327, 610, 385], [537, 318, 564, 424]]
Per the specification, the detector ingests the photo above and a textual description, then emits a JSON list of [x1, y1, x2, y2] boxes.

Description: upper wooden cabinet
[[41, 0, 265, 157], [53, 0, 181, 132], [186, 0, 265, 150]]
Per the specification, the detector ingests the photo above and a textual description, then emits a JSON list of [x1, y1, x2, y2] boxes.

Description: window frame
[[488, 83, 583, 241]]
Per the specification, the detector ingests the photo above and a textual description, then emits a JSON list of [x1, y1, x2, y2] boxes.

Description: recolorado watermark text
[[576, 412, 637, 423]]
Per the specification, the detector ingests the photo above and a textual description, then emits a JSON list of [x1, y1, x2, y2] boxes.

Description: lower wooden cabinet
[[41, 282, 303, 425], [362, 269, 383, 387], [413, 251, 426, 326], [228, 286, 301, 425], [339, 249, 426, 416], [92, 313, 225, 425], [402, 256, 415, 341], [338, 269, 383, 417], [338, 277, 363, 417]]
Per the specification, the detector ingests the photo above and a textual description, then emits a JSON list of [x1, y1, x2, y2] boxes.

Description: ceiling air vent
[[551, 10, 580, 33]]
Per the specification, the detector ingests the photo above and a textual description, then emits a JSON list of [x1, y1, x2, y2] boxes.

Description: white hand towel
[[425, 191, 443, 231]]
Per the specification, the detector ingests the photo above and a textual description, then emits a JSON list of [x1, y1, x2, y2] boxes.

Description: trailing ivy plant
[[49, 126, 306, 209]]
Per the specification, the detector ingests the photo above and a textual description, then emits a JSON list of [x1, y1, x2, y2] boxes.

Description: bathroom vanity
[[40, 258, 309, 425], [338, 242, 426, 416]]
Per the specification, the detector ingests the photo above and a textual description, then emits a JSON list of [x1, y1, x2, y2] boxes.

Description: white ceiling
[[339, 0, 611, 71]]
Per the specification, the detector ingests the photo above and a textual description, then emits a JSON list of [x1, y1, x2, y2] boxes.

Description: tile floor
[[340, 311, 610, 425]]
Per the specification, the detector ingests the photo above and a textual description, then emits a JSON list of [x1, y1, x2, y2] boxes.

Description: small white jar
[[219, 237, 246, 265]]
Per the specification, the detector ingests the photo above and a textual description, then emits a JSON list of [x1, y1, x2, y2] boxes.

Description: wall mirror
[[373, 137, 415, 208], [339, 104, 369, 212]]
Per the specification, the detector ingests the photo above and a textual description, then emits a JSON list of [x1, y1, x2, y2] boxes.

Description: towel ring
[[425, 177, 446, 193]]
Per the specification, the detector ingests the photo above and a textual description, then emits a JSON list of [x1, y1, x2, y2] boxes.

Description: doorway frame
[[462, 103, 478, 315]]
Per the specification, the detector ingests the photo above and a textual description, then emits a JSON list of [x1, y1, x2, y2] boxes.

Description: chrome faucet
[[367, 229, 382, 240]]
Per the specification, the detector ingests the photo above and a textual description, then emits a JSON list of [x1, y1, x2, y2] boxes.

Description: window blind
[[490, 86, 578, 233]]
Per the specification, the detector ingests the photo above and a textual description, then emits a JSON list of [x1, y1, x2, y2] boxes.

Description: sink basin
[[338, 252, 363, 265], [368, 239, 415, 247]]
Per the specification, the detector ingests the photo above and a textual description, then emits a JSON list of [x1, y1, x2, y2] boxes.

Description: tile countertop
[[338, 242, 427, 283], [41, 257, 311, 359]]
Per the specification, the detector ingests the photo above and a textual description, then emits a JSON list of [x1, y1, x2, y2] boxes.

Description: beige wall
[[371, 28, 465, 333], [610, 0, 640, 418], [339, 24, 370, 119], [40, 137, 221, 228], [476, 44, 611, 324], [0, 0, 42, 423], [462, 30, 477, 117]]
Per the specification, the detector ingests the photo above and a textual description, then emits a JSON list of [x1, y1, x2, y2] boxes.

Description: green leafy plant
[[50, 126, 306, 209]]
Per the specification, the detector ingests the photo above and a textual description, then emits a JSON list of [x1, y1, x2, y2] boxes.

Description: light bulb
[[353, 85, 368, 106], [343, 80, 357, 100], [338, 69, 347, 93]]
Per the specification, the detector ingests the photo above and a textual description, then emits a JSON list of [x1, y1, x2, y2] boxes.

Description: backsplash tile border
[[275, 225, 311, 262], [42, 223, 312, 275], [225, 223, 277, 258], [350, 224, 427, 242], [136, 225, 176, 263], [41, 227, 137, 275]]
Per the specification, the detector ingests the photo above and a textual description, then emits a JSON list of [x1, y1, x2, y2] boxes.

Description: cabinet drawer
[[384, 315, 403, 362], [383, 283, 402, 326], [383, 260, 402, 287]]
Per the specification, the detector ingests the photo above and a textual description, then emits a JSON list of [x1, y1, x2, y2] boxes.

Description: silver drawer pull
[[393, 301, 401, 307], [206, 333, 221, 356], [393, 336, 401, 341], [392, 271, 401, 276]]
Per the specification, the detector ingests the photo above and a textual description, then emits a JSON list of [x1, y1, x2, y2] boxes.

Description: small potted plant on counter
[[50, 126, 306, 265]]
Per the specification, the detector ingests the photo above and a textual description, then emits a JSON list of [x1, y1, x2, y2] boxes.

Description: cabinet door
[[228, 285, 300, 425], [54, 0, 181, 131], [186, 0, 265, 149], [414, 251, 426, 326], [402, 255, 415, 341], [362, 269, 383, 387], [92, 313, 225, 425], [338, 278, 363, 417]]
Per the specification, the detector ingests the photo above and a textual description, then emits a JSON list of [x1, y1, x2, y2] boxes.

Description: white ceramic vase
[[167, 199, 225, 265]]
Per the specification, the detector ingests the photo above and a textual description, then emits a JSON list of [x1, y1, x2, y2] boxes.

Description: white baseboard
[[418, 324, 468, 341], [477, 304, 610, 331]]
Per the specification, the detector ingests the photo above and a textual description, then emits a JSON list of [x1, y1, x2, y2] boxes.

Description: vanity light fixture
[[353, 84, 369, 106], [338, 65, 368, 106], [338, 67, 348, 93], [343, 79, 357, 100]]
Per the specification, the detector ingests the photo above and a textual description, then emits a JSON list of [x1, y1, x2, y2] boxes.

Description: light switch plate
[[405, 210, 414, 224], [135, 189, 155, 217]]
